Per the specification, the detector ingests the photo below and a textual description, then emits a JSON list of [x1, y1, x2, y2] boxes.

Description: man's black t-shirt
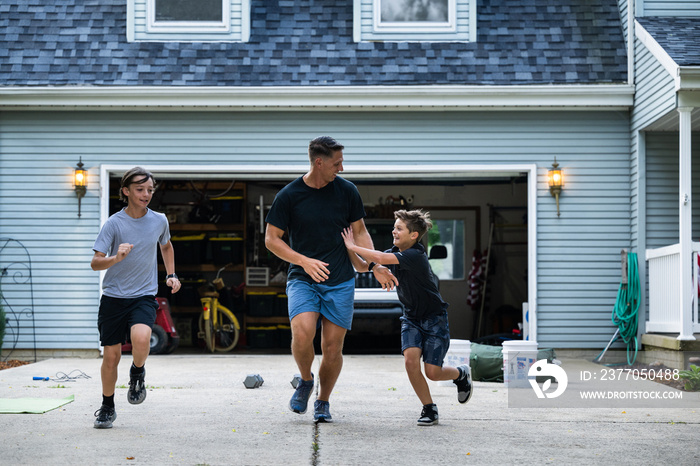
[[388, 242, 448, 320], [265, 176, 365, 286]]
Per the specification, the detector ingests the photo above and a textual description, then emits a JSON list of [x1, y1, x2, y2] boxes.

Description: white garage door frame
[[99, 163, 539, 341]]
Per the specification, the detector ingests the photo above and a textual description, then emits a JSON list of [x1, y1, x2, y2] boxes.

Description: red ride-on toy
[[122, 297, 180, 355]]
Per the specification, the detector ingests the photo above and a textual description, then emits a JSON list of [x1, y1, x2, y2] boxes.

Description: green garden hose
[[611, 251, 640, 365]]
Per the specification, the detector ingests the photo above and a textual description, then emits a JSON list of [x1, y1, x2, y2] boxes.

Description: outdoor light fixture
[[548, 157, 563, 217], [74, 157, 87, 218]]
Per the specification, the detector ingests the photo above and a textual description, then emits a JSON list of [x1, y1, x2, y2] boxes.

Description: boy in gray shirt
[[91, 167, 181, 429]]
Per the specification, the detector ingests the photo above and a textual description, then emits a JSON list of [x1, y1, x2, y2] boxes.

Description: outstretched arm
[[344, 225, 399, 290], [342, 227, 399, 266], [265, 222, 331, 283]]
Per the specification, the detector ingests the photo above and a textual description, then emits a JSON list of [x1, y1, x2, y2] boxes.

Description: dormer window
[[128, 0, 250, 42], [354, 0, 475, 42], [149, 0, 228, 32], [375, 0, 455, 33]]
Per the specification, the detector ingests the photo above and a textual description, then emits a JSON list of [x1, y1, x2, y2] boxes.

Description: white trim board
[[0, 85, 634, 111], [99, 162, 539, 341]]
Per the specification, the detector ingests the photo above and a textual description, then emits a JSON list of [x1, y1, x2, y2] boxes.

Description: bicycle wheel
[[212, 307, 240, 352], [198, 308, 239, 352], [199, 312, 216, 353]]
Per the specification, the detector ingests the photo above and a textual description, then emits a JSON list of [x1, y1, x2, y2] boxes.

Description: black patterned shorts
[[400, 311, 451, 367]]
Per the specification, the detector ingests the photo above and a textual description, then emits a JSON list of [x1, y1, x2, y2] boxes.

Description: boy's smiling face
[[392, 218, 419, 251], [122, 176, 155, 209]]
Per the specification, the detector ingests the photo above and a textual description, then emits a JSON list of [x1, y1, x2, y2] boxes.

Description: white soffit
[[0, 85, 633, 111]]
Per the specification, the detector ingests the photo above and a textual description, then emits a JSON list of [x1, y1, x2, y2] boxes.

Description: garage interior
[[108, 173, 529, 354]]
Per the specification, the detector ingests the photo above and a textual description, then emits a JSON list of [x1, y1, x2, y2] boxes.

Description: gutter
[[0, 84, 634, 111]]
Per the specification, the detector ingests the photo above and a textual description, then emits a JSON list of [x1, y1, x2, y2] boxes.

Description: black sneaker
[[417, 403, 439, 426], [93, 405, 117, 429], [128, 372, 147, 405], [454, 364, 473, 404]]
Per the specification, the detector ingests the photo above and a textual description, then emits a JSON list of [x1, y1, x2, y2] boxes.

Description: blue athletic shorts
[[97, 295, 158, 346], [400, 311, 451, 366], [286, 278, 355, 330]]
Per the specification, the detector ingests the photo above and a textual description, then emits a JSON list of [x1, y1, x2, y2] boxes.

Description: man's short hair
[[308, 136, 344, 162], [119, 167, 155, 203], [394, 209, 433, 241]]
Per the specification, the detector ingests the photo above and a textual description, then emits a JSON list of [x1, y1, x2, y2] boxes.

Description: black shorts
[[97, 295, 158, 346]]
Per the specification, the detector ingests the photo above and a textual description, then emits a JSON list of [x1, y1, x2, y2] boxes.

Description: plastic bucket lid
[[502, 340, 538, 352]]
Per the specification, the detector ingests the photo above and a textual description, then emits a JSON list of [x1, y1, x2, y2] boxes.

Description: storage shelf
[[159, 264, 244, 272], [170, 223, 244, 232], [245, 316, 289, 325]]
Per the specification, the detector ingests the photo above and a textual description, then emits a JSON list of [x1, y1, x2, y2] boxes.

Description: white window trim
[[147, 0, 231, 33], [373, 0, 457, 33]]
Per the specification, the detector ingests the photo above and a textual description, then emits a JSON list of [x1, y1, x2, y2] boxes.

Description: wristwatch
[[368, 262, 377, 271], [166, 273, 178, 280]]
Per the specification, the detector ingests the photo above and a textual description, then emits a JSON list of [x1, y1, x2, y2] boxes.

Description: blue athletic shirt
[[388, 242, 449, 320], [265, 176, 365, 286]]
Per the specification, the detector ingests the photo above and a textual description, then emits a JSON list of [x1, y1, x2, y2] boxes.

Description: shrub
[[678, 364, 700, 391]]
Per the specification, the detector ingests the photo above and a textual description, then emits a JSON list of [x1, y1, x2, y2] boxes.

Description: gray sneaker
[[417, 403, 438, 426], [454, 365, 473, 404], [93, 405, 117, 429], [289, 373, 314, 414], [128, 372, 147, 405], [313, 400, 332, 423]]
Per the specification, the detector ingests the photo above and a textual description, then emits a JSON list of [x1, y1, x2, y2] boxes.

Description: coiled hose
[[611, 251, 640, 365]]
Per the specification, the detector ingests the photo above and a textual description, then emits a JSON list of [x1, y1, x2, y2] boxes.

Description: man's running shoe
[[454, 364, 473, 404], [289, 373, 314, 414], [93, 405, 117, 429], [417, 403, 439, 426], [128, 371, 147, 405], [313, 400, 332, 423]]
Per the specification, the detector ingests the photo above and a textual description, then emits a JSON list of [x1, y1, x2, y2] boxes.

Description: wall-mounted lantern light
[[74, 157, 87, 218], [547, 157, 563, 217]]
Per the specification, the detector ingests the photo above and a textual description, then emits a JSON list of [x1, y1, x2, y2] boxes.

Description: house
[[0, 0, 697, 365]]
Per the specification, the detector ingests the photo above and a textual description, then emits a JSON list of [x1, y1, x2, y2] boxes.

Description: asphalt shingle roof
[[637, 17, 700, 66], [0, 0, 627, 87]]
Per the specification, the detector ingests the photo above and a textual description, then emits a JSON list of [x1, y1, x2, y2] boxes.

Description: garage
[[103, 164, 536, 353]]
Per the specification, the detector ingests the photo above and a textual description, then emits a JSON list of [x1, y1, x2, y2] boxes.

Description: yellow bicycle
[[198, 265, 241, 353]]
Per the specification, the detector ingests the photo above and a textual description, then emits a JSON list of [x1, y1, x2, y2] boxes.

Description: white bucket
[[437, 339, 471, 386], [502, 340, 538, 388]]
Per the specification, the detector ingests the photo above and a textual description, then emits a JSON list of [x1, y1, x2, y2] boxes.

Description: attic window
[[375, 0, 455, 32], [147, 0, 230, 33], [355, 0, 474, 42], [155, 0, 223, 22]]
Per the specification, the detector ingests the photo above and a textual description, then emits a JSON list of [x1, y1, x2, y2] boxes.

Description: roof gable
[[636, 17, 700, 66]]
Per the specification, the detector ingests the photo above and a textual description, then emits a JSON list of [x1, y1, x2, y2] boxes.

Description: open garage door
[[101, 164, 537, 352]]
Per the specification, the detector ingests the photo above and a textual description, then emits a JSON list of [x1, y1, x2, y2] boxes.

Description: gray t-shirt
[[93, 208, 171, 298]]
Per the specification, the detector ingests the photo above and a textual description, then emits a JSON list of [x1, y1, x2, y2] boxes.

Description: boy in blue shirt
[[342, 209, 472, 426]]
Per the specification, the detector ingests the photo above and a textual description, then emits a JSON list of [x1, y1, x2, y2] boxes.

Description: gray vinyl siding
[[629, 33, 677, 326], [618, 0, 629, 50], [629, 33, 676, 248], [631, 39, 676, 133], [640, 0, 700, 16], [646, 133, 700, 250], [0, 109, 630, 350]]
